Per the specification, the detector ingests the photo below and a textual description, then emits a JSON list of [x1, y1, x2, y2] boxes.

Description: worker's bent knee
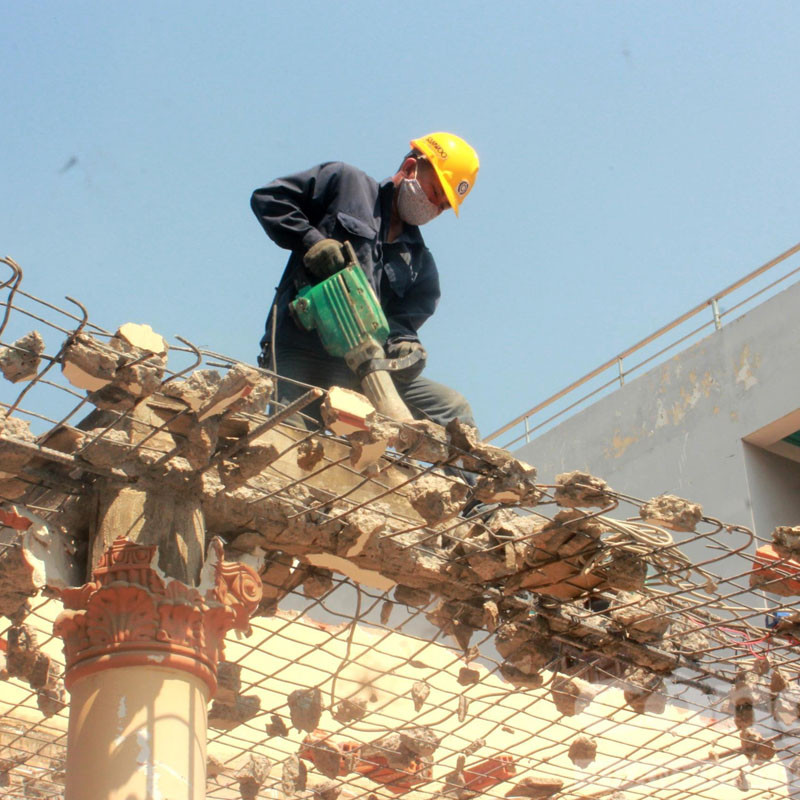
[[399, 377, 478, 431]]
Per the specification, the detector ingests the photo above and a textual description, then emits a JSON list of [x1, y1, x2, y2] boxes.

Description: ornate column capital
[[54, 536, 261, 696]]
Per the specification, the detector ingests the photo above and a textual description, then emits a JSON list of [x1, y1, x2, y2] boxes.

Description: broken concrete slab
[[198, 364, 273, 421], [321, 387, 375, 436], [282, 754, 308, 796], [608, 591, 671, 643], [639, 494, 703, 532], [0, 331, 44, 383], [603, 549, 648, 591], [0, 415, 36, 482], [473, 457, 539, 506], [396, 419, 449, 464], [60, 334, 118, 392], [406, 474, 470, 526], [553, 470, 613, 509]]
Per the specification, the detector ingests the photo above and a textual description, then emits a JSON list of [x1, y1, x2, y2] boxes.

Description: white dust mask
[[397, 178, 441, 226]]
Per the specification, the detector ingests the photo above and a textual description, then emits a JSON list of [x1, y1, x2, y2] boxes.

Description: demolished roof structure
[[1, 256, 798, 799]]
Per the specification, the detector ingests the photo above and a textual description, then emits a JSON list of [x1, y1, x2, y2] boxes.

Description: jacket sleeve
[[250, 163, 343, 253], [384, 249, 441, 344]]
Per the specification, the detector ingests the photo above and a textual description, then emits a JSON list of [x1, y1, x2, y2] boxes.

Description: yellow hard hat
[[410, 132, 479, 217]]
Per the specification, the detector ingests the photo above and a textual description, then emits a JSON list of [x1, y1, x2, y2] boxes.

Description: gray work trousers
[[271, 344, 478, 431]]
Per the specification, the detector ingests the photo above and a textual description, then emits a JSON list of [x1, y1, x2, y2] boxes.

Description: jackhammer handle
[[355, 347, 427, 380]]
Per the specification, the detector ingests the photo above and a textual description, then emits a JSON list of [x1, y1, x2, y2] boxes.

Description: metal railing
[[488, 240, 800, 448]]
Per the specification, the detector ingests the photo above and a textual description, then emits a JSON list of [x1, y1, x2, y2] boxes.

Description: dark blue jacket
[[251, 162, 441, 356]]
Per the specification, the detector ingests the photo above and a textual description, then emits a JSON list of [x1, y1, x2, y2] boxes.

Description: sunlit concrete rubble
[[639, 493, 704, 532], [771, 524, 800, 559], [567, 735, 597, 767], [235, 754, 272, 800], [0, 331, 44, 383], [553, 470, 613, 509]]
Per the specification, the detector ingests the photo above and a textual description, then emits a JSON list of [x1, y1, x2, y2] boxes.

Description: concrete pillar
[[54, 536, 262, 800]]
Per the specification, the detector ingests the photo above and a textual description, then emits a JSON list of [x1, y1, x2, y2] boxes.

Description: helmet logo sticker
[[457, 180, 469, 195], [425, 137, 448, 160]]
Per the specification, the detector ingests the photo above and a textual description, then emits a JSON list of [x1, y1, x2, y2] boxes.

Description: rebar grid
[[0, 260, 798, 799]]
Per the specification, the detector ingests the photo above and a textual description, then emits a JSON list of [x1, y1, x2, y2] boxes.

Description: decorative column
[[54, 536, 261, 800]]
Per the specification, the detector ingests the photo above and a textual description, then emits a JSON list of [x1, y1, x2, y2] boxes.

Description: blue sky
[[3, 1, 799, 436]]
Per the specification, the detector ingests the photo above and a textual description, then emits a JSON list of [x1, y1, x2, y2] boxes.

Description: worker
[[251, 132, 480, 430]]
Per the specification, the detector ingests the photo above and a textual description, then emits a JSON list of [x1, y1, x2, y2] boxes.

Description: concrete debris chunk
[[380, 601, 392, 626], [735, 770, 749, 792], [208, 694, 261, 730], [61, 333, 118, 392], [554, 470, 613, 509], [550, 674, 597, 716], [332, 697, 367, 724], [288, 686, 324, 732], [207, 753, 226, 778], [446, 419, 518, 471], [623, 667, 666, 714], [163, 369, 223, 411], [6, 624, 42, 679], [0, 415, 36, 482], [483, 600, 500, 632], [458, 667, 480, 686], [740, 728, 775, 763], [458, 694, 469, 722], [473, 456, 539, 506], [504, 776, 563, 798], [394, 585, 431, 607], [305, 737, 344, 779], [79, 427, 131, 468], [396, 419, 449, 463], [0, 331, 44, 383], [604, 550, 647, 591], [215, 661, 242, 705], [235, 754, 271, 800], [116, 322, 168, 356], [666, 615, 707, 660], [608, 591, 670, 642], [771, 526, 800, 560], [321, 387, 375, 436], [347, 425, 393, 471], [463, 739, 485, 756], [256, 550, 295, 614], [495, 620, 554, 688], [198, 363, 273, 420], [406, 474, 470, 525], [568, 735, 597, 767], [303, 567, 333, 598], [266, 714, 289, 737], [730, 665, 769, 729], [282, 754, 308, 796], [182, 419, 220, 471], [399, 726, 439, 758], [639, 494, 703, 532], [313, 781, 342, 800], [411, 681, 430, 711], [297, 438, 326, 471]]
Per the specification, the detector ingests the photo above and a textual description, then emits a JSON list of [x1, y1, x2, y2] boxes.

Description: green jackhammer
[[289, 242, 424, 422]]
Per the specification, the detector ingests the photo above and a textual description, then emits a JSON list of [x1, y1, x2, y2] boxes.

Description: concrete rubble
[[567, 735, 597, 767], [0, 330, 45, 383], [411, 680, 430, 711], [235, 754, 271, 800], [281, 754, 308, 797], [288, 686, 324, 732], [771, 525, 800, 560], [553, 471, 613, 509], [504, 776, 563, 798], [639, 494, 703, 532]]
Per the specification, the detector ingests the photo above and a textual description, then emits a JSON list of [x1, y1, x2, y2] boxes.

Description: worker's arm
[[383, 248, 441, 345], [250, 163, 343, 253]]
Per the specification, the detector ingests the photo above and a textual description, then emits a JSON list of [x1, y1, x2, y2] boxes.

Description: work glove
[[386, 340, 427, 383], [303, 238, 346, 279]]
